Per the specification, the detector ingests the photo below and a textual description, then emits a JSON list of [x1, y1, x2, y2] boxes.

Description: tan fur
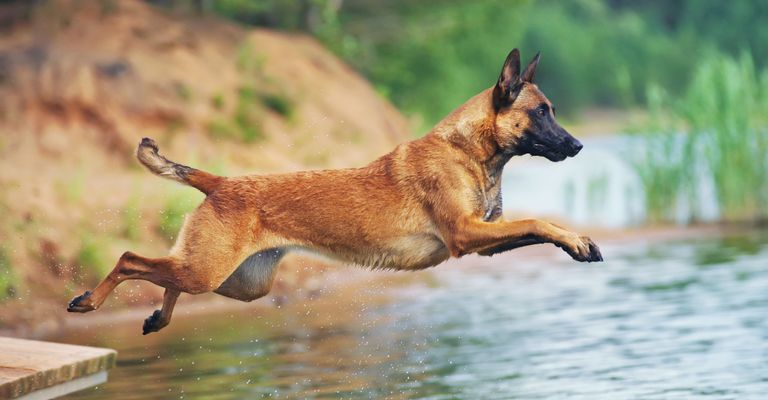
[[68, 49, 601, 334]]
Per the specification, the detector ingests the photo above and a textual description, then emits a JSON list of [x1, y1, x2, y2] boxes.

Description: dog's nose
[[571, 139, 583, 156]]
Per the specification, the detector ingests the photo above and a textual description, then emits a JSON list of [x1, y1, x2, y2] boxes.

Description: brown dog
[[68, 49, 602, 334]]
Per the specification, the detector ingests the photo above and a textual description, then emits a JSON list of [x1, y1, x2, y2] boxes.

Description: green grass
[[122, 196, 141, 242], [58, 169, 86, 203], [157, 192, 202, 243], [207, 118, 241, 140], [634, 52, 768, 223], [235, 40, 265, 74], [234, 87, 264, 142], [75, 236, 111, 285], [0, 247, 17, 301], [211, 93, 225, 110], [207, 37, 295, 142]]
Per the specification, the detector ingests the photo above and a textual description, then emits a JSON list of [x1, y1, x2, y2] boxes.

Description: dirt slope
[[0, 0, 411, 332]]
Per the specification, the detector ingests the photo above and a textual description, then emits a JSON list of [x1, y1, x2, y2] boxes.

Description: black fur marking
[[478, 234, 545, 256], [140, 137, 158, 152], [514, 108, 582, 161], [173, 164, 193, 179]]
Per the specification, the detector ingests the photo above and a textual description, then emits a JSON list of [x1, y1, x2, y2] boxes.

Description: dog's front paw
[[556, 235, 603, 263]]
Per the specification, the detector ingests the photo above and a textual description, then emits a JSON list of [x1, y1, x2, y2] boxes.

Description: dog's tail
[[136, 137, 223, 195]]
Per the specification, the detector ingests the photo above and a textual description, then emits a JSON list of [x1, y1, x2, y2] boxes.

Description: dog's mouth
[[520, 136, 582, 162]]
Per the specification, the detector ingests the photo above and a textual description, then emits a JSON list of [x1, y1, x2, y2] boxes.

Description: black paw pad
[[142, 309, 164, 335]]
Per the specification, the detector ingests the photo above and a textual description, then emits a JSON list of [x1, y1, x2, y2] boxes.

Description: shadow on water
[[58, 229, 768, 399]]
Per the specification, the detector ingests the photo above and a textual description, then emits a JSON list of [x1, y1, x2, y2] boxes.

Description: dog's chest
[[479, 177, 503, 222], [480, 184, 502, 222]]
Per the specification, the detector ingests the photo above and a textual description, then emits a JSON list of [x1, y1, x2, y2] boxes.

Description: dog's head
[[491, 49, 582, 161]]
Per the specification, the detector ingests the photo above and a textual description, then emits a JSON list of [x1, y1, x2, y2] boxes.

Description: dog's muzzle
[[568, 138, 583, 157]]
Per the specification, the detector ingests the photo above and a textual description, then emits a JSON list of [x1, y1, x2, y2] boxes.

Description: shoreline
[[1, 223, 761, 340]]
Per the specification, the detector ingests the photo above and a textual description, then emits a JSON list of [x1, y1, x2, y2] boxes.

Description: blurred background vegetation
[[152, 0, 768, 126]]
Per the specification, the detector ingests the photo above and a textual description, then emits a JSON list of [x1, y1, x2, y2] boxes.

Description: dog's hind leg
[[142, 288, 180, 335], [214, 248, 287, 302]]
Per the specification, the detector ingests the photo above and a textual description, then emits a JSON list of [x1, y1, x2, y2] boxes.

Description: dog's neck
[[430, 89, 514, 183]]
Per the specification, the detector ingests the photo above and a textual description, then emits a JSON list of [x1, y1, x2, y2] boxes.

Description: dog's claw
[[587, 240, 603, 263], [67, 291, 96, 313], [142, 309, 165, 335]]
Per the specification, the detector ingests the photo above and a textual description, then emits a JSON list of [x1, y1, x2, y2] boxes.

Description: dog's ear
[[493, 48, 523, 110], [521, 52, 541, 83]]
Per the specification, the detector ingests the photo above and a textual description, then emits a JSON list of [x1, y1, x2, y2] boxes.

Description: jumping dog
[[68, 49, 603, 334]]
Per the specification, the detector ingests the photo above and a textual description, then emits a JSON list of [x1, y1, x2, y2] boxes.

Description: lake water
[[501, 135, 720, 228], [58, 229, 768, 399]]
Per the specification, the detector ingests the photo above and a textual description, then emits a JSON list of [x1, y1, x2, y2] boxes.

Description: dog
[[68, 49, 602, 334]]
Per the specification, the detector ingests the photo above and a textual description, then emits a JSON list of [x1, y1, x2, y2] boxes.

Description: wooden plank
[[0, 337, 116, 399], [16, 372, 107, 400]]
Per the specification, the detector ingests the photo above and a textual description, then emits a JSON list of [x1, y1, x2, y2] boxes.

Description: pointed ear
[[521, 52, 541, 83], [493, 49, 523, 110]]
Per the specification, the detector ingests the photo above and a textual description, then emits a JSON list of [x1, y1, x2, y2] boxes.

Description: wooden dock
[[0, 337, 116, 399]]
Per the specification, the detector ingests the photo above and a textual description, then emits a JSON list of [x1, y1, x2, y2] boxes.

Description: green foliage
[[259, 92, 294, 119], [99, 0, 119, 16], [175, 82, 193, 102], [211, 0, 339, 33], [333, 1, 532, 130], [211, 93, 225, 110], [59, 169, 86, 202], [634, 52, 768, 223], [207, 118, 240, 140], [158, 0, 768, 130], [75, 236, 111, 281], [122, 197, 141, 241], [518, 1, 692, 112], [235, 40, 265, 73], [235, 86, 265, 142], [0, 247, 17, 302], [157, 192, 201, 243], [207, 86, 276, 143]]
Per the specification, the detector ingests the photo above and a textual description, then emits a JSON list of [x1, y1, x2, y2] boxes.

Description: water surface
[[59, 230, 768, 399]]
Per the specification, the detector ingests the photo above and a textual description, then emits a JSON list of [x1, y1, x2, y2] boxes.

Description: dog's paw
[[557, 236, 603, 263], [142, 309, 167, 335], [583, 237, 603, 262], [67, 291, 97, 313]]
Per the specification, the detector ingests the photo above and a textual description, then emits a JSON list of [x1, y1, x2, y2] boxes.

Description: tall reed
[[635, 52, 768, 224]]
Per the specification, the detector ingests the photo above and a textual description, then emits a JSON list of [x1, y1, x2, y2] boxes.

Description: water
[[502, 135, 720, 228], [58, 230, 768, 399]]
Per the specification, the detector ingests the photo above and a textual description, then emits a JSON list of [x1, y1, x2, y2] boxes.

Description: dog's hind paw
[[67, 291, 96, 313], [142, 309, 168, 335]]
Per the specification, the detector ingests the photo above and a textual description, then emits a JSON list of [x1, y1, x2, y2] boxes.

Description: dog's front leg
[[445, 218, 602, 262]]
